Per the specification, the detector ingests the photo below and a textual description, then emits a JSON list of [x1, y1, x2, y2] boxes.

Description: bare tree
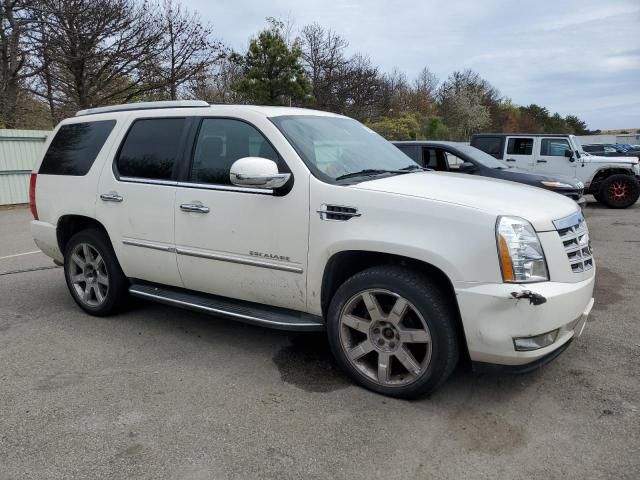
[[147, 0, 225, 100], [0, 0, 39, 127], [299, 23, 348, 110], [188, 54, 243, 104], [31, 0, 163, 112]]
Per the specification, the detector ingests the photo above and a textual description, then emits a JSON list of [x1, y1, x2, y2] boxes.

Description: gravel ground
[[0, 200, 638, 480]]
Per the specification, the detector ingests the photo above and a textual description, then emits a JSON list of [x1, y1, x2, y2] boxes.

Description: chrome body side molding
[[175, 247, 303, 274]]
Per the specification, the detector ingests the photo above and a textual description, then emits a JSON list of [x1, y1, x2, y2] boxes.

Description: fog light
[[513, 329, 559, 351]]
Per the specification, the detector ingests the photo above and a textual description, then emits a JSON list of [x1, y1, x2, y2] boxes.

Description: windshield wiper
[[335, 169, 411, 181], [400, 164, 428, 171]]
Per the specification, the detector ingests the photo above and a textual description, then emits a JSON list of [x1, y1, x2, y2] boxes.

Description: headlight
[[496, 216, 549, 283], [541, 181, 573, 189]]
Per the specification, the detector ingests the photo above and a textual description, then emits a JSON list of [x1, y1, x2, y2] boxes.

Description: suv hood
[[583, 153, 639, 165], [353, 172, 578, 232]]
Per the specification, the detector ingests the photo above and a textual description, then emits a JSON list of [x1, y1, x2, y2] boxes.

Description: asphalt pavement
[[0, 201, 638, 480]]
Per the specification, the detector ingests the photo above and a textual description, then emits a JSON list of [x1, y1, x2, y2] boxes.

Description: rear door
[[504, 136, 535, 170], [536, 137, 578, 178], [96, 116, 189, 288]]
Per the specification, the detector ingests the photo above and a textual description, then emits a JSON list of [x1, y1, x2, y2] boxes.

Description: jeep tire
[[598, 174, 640, 209]]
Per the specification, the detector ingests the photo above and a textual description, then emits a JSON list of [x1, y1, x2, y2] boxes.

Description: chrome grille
[[554, 211, 593, 273]]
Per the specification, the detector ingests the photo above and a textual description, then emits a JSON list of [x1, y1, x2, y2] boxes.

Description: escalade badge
[[250, 251, 290, 262]]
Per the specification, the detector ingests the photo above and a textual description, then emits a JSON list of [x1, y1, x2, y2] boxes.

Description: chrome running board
[[129, 283, 325, 332]]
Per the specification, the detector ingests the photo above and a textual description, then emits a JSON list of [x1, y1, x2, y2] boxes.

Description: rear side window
[[472, 137, 502, 158], [39, 120, 116, 175], [507, 138, 533, 155], [117, 118, 186, 180]]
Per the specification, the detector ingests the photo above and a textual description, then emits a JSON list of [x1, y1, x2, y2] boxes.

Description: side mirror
[[229, 157, 291, 189], [564, 149, 574, 158], [458, 161, 477, 173]]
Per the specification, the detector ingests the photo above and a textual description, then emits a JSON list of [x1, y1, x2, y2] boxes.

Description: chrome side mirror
[[229, 157, 291, 189]]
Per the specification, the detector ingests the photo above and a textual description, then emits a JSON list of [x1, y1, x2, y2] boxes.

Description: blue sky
[[187, 0, 640, 130]]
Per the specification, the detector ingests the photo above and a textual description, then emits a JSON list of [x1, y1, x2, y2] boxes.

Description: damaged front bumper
[[455, 274, 595, 367]]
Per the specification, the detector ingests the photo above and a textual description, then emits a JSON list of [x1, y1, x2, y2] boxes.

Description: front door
[[174, 117, 309, 311], [536, 137, 578, 178], [504, 136, 535, 170], [96, 117, 188, 288]]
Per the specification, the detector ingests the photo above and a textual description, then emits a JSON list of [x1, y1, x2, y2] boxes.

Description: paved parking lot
[[0, 201, 638, 480]]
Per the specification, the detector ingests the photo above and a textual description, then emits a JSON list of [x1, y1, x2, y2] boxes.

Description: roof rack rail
[[75, 100, 210, 117]]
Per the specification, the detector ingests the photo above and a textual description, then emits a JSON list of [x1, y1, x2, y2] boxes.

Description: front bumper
[[456, 273, 595, 366]]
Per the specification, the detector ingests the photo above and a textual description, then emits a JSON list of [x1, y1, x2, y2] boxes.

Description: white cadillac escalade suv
[[30, 101, 595, 398]]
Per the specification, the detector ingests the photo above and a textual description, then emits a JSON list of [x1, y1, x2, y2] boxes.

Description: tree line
[[0, 0, 596, 139]]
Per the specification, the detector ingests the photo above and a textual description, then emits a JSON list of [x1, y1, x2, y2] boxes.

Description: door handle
[[100, 191, 123, 202], [180, 202, 210, 213], [537, 159, 547, 163], [506, 158, 516, 162]]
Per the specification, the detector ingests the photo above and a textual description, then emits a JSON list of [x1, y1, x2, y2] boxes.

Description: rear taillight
[[29, 173, 38, 220]]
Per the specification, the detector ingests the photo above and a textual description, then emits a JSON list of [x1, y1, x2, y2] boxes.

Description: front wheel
[[63, 229, 129, 316], [598, 174, 640, 208], [326, 266, 459, 399]]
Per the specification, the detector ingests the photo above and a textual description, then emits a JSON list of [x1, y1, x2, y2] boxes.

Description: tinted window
[[39, 120, 116, 176], [423, 148, 439, 169], [507, 138, 533, 155], [117, 118, 186, 180], [540, 138, 571, 156], [472, 137, 502, 157], [396, 145, 418, 161], [582, 145, 600, 153], [189, 118, 280, 185]]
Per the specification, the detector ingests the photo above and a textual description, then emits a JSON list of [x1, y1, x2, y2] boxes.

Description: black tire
[[597, 174, 640, 209], [592, 192, 602, 203], [326, 266, 459, 399], [63, 229, 129, 316]]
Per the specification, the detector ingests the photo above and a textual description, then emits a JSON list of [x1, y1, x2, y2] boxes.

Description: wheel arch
[[587, 167, 635, 192], [56, 215, 112, 254], [320, 250, 469, 360]]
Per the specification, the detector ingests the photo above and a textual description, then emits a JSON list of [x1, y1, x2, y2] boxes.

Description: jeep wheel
[[64, 229, 129, 316], [598, 174, 640, 209], [326, 266, 459, 398]]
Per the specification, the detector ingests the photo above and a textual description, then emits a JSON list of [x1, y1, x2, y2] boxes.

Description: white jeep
[[30, 101, 595, 398], [471, 133, 640, 208]]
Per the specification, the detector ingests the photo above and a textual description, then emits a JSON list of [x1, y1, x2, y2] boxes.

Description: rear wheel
[[598, 174, 640, 209], [63, 229, 128, 316], [326, 266, 459, 398]]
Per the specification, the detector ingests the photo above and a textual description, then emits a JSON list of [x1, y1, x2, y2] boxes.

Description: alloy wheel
[[339, 289, 432, 387], [68, 243, 109, 307], [608, 181, 629, 202]]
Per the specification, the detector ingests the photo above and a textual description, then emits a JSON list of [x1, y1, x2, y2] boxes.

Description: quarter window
[[507, 138, 533, 155], [117, 118, 186, 180], [189, 118, 280, 185], [39, 120, 116, 176], [473, 137, 502, 157], [540, 138, 571, 156]]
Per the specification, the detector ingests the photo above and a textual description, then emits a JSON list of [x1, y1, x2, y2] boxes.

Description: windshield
[[454, 144, 507, 169], [271, 115, 420, 182]]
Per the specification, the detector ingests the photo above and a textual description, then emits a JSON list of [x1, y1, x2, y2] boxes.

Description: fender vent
[[317, 204, 361, 221]]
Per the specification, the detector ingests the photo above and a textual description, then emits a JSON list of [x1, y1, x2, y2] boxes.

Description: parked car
[[393, 141, 585, 206], [30, 101, 595, 398], [471, 134, 640, 208], [582, 143, 640, 159]]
